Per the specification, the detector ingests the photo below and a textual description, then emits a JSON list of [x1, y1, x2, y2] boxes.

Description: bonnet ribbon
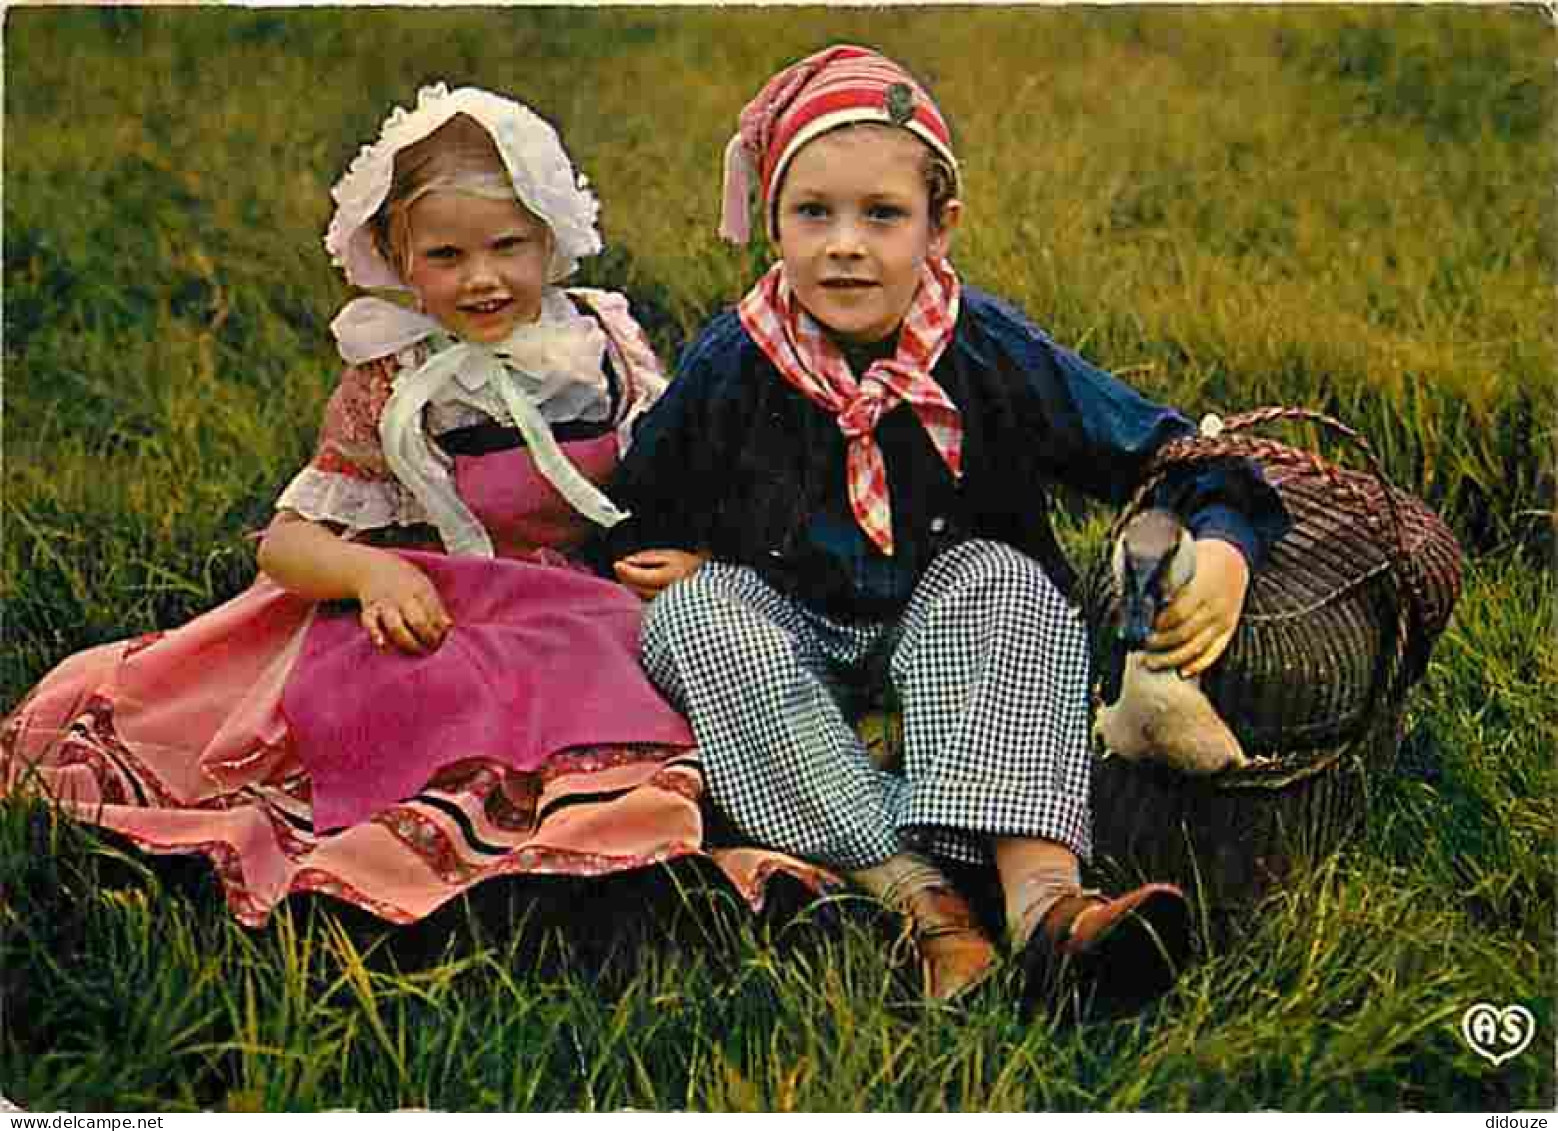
[[332, 295, 630, 558], [735, 257, 963, 557]]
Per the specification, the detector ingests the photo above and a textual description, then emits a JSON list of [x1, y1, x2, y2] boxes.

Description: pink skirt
[[1, 561, 834, 927]]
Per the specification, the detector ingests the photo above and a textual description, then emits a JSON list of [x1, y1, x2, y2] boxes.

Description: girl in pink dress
[[1, 83, 826, 927]]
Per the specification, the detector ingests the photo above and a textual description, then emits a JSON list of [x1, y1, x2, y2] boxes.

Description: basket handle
[[1128, 405, 1412, 588]]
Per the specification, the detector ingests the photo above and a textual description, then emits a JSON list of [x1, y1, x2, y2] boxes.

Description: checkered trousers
[[640, 539, 1093, 872]]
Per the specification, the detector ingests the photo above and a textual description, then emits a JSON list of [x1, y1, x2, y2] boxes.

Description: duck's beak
[[1112, 508, 1190, 651], [1118, 555, 1160, 650]]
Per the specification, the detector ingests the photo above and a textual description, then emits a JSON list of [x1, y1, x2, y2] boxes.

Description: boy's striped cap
[[719, 44, 959, 244]]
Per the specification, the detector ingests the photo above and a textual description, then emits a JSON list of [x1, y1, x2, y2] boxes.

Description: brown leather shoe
[[902, 885, 999, 1003], [1020, 882, 1192, 1014]]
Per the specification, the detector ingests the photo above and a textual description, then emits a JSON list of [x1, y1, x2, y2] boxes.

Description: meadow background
[[2, 4, 1553, 1113]]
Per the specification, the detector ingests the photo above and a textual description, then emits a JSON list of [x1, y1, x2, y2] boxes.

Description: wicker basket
[[1083, 407, 1463, 909]]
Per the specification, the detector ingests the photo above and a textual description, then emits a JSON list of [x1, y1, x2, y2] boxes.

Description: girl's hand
[[1143, 538, 1250, 678], [355, 553, 453, 655], [613, 549, 709, 601]]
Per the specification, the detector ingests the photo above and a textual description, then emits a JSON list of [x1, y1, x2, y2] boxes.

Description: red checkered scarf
[[736, 255, 963, 557]]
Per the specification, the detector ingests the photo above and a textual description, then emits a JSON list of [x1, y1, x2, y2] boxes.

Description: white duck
[[1093, 508, 1249, 775]]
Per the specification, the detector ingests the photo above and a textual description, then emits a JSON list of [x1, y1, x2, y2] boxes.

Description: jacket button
[[929, 516, 947, 534]]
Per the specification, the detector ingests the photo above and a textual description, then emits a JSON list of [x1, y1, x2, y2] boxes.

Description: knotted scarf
[[735, 256, 963, 556]]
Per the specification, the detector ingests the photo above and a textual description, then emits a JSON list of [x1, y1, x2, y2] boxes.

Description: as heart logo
[[1461, 1003, 1536, 1067]]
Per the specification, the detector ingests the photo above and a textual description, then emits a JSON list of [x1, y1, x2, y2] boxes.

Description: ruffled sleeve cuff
[[273, 466, 428, 534]]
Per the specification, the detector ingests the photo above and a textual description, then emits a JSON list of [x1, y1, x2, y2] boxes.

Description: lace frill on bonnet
[[324, 82, 603, 289]]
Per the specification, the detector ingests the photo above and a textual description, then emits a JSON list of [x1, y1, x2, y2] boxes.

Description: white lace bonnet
[[323, 83, 603, 289]]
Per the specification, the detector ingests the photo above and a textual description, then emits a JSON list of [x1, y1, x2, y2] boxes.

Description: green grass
[[3, 5, 1554, 1112]]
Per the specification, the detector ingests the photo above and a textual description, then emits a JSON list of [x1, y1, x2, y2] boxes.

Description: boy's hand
[[613, 549, 709, 601], [1142, 538, 1249, 678], [356, 553, 452, 655]]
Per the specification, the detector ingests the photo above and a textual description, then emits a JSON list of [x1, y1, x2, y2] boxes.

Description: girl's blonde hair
[[369, 113, 539, 282]]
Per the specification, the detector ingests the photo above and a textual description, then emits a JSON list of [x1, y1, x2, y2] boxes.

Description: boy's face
[[403, 192, 551, 344], [773, 127, 958, 346]]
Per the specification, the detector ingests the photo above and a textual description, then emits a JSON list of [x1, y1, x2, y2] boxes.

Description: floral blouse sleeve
[[273, 356, 428, 533], [568, 287, 670, 453]]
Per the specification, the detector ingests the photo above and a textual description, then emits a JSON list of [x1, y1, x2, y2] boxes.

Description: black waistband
[[437, 418, 614, 456]]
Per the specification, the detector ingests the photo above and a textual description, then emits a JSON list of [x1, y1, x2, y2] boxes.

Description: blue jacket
[[603, 286, 1288, 622]]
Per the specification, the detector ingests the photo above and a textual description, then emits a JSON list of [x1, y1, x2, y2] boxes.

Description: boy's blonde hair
[[772, 121, 959, 237]]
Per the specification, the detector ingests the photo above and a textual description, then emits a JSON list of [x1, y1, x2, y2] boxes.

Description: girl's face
[[773, 127, 959, 346], [403, 192, 552, 344]]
